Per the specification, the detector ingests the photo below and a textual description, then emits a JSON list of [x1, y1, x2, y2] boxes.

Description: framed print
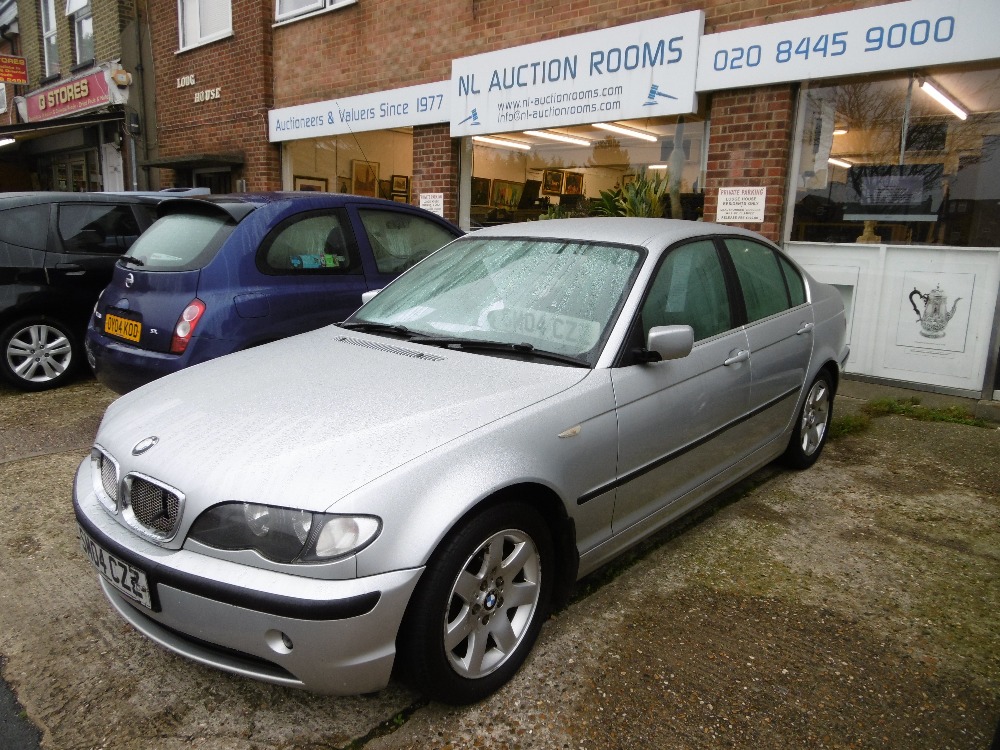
[[563, 172, 583, 195], [379, 180, 392, 199], [294, 176, 327, 192], [391, 194, 408, 203], [491, 180, 523, 209], [542, 169, 564, 195], [471, 177, 492, 205], [352, 160, 379, 197], [391, 175, 410, 194]]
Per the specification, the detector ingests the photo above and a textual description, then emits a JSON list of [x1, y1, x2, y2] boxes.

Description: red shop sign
[[0, 55, 29, 85], [26, 71, 110, 121]]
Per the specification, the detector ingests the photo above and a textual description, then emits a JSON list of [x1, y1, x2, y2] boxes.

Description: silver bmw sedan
[[74, 217, 848, 704]]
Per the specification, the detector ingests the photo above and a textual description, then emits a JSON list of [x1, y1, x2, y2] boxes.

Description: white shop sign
[[268, 81, 449, 142], [717, 186, 766, 223], [450, 11, 703, 137], [419, 193, 444, 217], [697, 0, 1000, 92]]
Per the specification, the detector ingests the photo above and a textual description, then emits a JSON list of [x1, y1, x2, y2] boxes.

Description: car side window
[[640, 240, 732, 343], [358, 209, 457, 274], [259, 212, 361, 274], [724, 238, 795, 322], [58, 204, 142, 254], [0, 205, 49, 250], [779, 255, 806, 306]]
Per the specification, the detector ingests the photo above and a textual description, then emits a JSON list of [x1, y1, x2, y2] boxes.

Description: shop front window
[[468, 113, 706, 227], [284, 129, 414, 201], [791, 63, 1000, 247]]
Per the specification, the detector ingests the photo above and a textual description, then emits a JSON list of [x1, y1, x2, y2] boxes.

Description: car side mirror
[[639, 325, 694, 363], [361, 289, 381, 304]]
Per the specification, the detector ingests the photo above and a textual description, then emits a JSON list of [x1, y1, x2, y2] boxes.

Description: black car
[[0, 191, 177, 391]]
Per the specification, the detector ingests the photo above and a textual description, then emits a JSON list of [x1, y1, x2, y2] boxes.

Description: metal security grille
[[100, 454, 119, 504], [127, 477, 180, 536]]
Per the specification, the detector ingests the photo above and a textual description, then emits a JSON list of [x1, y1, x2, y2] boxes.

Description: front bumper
[[73, 459, 423, 695]]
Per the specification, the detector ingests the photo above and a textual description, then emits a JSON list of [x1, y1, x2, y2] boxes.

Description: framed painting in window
[[352, 161, 379, 197], [542, 169, 563, 195], [294, 176, 327, 192]]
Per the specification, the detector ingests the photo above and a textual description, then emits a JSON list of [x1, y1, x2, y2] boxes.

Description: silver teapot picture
[[909, 284, 961, 339]]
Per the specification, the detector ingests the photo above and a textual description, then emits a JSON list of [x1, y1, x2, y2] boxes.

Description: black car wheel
[[0, 317, 80, 391], [783, 371, 833, 469], [399, 502, 554, 705]]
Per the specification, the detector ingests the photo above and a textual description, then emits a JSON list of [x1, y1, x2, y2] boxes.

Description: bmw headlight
[[188, 503, 381, 563]]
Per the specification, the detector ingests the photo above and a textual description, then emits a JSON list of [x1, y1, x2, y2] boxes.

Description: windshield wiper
[[119, 256, 144, 267], [339, 321, 413, 338], [408, 336, 590, 367]]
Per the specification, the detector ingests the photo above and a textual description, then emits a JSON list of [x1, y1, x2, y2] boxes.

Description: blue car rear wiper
[[120, 256, 145, 267]]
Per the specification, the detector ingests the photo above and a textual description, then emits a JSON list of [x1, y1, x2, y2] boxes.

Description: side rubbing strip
[[576, 386, 800, 505]]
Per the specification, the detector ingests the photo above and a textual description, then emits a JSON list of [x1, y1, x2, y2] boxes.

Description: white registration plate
[[78, 525, 153, 609]]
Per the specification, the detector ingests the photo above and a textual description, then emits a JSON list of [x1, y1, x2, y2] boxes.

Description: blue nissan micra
[[85, 192, 462, 393]]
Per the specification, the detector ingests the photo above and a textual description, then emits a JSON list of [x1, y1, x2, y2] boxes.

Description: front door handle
[[797, 322, 815, 335], [724, 349, 750, 366]]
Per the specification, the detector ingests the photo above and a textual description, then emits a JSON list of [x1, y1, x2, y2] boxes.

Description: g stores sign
[[26, 70, 110, 121]]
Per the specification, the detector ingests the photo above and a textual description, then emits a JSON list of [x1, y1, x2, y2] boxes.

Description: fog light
[[265, 629, 294, 654]]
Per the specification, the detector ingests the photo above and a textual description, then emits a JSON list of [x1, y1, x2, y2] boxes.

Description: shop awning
[[0, 109, 124, 143], [141, 153, 244, 169]]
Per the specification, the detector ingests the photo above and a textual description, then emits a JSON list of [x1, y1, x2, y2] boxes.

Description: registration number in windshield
[[78, 525, 152, 609], [489, 307, 600, 350], [104, 313, 141, 343]]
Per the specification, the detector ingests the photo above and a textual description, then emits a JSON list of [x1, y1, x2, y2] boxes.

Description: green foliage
[[621, 171, 670, 217], [861, 397, 989, 427], [590, 187, 625, 217], [828, 413, 873, 440], [589, 170, 671, 218]]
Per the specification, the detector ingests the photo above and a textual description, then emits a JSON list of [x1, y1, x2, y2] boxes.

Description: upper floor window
[[66, 0, 94, 65], [178, 0, 232, 51], [40, 0, 59, 77], [274, 0, 354, 25]]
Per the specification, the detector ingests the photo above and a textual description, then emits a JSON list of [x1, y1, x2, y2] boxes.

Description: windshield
[[349, 236, 643, 365], [123, 212, 235, 271]]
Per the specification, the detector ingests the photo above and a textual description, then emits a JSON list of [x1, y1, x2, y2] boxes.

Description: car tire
[[782, 371, 834, 469], [399, 501, 554, 705], [0, 316, 80, 391]]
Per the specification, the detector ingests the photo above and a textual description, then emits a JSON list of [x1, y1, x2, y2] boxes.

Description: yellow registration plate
[[104, 313, 142, 343]]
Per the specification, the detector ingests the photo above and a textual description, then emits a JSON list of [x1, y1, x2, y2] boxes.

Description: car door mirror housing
[[644, 325, 694, 362], [361, 289, 381, 304]]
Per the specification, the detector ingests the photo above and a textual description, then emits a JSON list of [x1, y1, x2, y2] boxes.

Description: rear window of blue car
[[124, 212, 234, 271]]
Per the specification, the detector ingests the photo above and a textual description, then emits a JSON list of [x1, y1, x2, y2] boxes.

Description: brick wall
[[705, 86, 797, 241], [147, 0, 279, 189], [412, 123, 460, 223]]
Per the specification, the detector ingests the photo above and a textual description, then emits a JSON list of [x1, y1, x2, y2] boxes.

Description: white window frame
[[67, 0, 94, 64], [273, 0, 354, 26], [41, 0, 59, 77], [177, 0, 233, 52]]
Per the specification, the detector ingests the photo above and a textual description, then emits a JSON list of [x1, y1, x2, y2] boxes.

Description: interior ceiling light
[[918, 79, 968, 120], [647, 164, 669, 170], [593, 122, 658, 142], [523, 130, 591, 146], [828, 157, 853, 168], [472, 135, 532, 151], [0, 138, 15, 148], [832, 126, 849, 136]]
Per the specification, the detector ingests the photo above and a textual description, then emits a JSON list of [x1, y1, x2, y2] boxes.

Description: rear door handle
[[797, 322, 815, 335], [724, 349, 750, 366]]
